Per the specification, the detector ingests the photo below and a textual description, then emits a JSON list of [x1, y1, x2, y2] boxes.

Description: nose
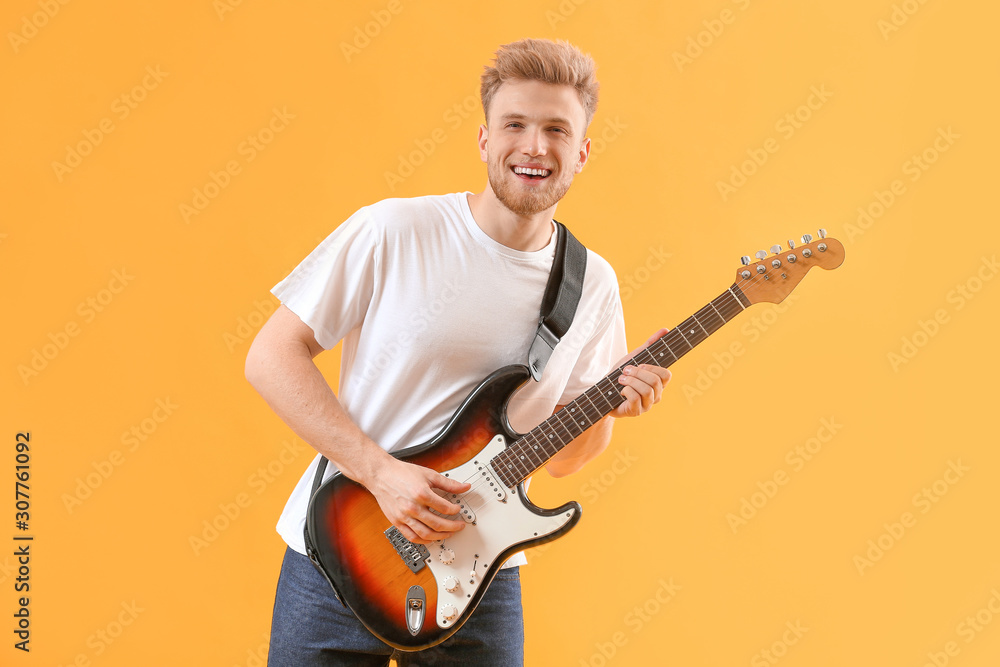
[[520, 127, 547, 157]]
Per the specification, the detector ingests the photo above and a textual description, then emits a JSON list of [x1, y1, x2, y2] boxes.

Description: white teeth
[[513, 166, 551, 177]]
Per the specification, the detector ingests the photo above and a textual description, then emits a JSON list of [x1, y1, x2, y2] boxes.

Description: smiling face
[[478, 79, 591, 218]]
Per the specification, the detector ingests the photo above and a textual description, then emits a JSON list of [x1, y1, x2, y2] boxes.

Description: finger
[[423, 485, 467, 517], [417, 504, 467, 533], [406, 515, 463, 543], [618, 372, 656, 414], [430, 472, 472, 498], [620, 367, 660, 401]]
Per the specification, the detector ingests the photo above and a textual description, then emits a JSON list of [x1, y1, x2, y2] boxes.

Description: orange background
[[4, 1, 999, 665]]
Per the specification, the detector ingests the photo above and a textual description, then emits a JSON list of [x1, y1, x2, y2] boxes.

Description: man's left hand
[[611, 328, 671, 419]]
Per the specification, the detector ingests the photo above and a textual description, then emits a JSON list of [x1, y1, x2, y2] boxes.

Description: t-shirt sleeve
[[557, 286, 628, 406], [270, 207, 379, 350]]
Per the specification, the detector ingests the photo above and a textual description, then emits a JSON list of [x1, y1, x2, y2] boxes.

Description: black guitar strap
[[303, 220, 588, 571], [529, 220, 588, 381]]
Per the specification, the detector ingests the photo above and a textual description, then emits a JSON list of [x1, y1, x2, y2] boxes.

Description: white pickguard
[[424, 434, 577, 628]]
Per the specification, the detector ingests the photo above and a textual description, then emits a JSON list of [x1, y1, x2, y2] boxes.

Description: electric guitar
[[305, 232, 845, 650]]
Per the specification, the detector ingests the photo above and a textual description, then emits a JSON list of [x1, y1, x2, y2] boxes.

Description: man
[[246, 38, 671, 666]]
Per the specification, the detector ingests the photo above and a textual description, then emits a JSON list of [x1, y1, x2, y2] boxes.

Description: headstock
[[735, 230, 845, 305]]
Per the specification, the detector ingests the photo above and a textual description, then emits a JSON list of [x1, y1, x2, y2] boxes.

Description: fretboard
[[491, 284, 751, 486]]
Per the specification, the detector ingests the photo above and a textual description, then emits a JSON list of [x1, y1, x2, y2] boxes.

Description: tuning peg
[[755, 250, 767, 260], [740, 256, 751, 266], [818, 228, 827, 239], [801, 234, 813, 244], [787, 239, 796, 249], [770, 244, 782, 254]]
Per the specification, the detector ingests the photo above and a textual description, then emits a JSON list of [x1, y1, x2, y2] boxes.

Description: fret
[[647, 341, 675, 367], [704, 300, 728, 329], [674, 325, 694, 349], [729, 284, 750, 309], [519, 434, 547, 470], [493, 286, 749, 486]]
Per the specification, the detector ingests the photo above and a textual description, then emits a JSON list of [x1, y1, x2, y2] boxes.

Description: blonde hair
[[480, 38, 599, 127]]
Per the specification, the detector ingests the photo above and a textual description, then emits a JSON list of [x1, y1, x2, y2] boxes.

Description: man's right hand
[[365, 457, 472, 545]]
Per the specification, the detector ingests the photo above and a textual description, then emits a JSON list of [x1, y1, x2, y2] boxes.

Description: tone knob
[[441, 604, 458, 621], [444, 576, 460, 593], [438, 548, 455, 565]]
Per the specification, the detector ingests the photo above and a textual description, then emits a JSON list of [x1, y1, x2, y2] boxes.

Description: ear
[[477, 124, 489, 163], [574, 137, 591, 174]]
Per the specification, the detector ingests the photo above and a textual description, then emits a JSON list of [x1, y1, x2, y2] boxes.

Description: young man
[[246, 38, 671, 666]]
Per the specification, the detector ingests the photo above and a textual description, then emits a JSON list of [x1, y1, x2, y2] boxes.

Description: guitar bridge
[[385, 526, 430, 573]]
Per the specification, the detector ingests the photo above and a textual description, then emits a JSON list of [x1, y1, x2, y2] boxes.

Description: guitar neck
[[491, 284, 751, 487]]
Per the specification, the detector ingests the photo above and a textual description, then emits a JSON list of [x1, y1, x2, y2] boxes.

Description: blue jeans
[[268, 547, 525, 666]]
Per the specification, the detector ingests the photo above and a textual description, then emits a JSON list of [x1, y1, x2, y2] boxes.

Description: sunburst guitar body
[[305, 232, 845, 650]]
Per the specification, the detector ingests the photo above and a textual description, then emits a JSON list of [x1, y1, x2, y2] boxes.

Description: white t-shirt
[[271, 192, 628, 560]]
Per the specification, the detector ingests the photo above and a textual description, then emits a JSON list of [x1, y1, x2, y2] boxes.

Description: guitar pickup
[[431, 489, 477, 524], [446, 493, 477, 524]]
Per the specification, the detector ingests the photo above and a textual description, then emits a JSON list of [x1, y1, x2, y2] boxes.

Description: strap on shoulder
[[527, 221, 588, 382]]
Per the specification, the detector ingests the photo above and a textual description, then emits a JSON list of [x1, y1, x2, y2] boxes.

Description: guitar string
[[438, 253, 818, 517], [450, 287, 751, 515]]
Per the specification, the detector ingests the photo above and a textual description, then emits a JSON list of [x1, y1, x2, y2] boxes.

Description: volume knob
[[438, 548, 455, 565]]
